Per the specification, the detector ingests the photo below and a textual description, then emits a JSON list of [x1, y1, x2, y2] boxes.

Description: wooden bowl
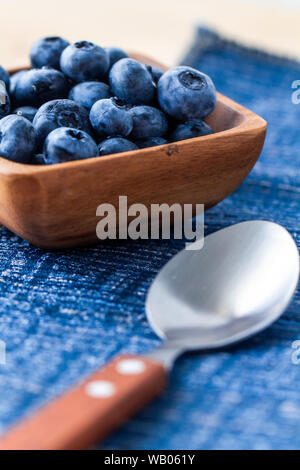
[[0, 54, 266, 249]]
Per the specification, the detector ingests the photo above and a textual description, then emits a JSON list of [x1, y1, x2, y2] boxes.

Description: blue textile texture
[[0, 27, 300, 450]]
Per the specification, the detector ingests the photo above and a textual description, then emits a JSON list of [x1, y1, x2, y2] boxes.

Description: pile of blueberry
[[0, 37, 217, 165]]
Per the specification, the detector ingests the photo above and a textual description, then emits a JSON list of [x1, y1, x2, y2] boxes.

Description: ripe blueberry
[[106, 47, 128, 68], [30, 153, 45, 165], [170, 120, 213, 142], [12, 68, 69, 108], [0, 115, 36, 163], [98, 137, 138, 156], [13, 106, 37, 122], [109, 58, 155, 105], [44, 127, 98, 164], [158, 66, 216, 121], [135, 137, 168, 148], [90, 97, 133, 138], [30, 36, 70, 70], [60, 41, 109, 83], [9, 70, 27, 96], [129, 105, 168, 139], [33, 99, 91, 148], [69, 81, 111, 111], [146, 65, 163, 84]]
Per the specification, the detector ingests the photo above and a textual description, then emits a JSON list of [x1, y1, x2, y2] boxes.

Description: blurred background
[[1, 0, 300, 69]]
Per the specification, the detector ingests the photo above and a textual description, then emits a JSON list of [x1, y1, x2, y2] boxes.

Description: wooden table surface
[[0, 0, 299, 69]]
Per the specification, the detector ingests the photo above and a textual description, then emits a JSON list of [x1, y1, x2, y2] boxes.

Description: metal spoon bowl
[[146, 221, 299, 363]]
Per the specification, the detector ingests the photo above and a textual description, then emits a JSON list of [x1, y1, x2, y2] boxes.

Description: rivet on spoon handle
[[0, 355, 166, 450]]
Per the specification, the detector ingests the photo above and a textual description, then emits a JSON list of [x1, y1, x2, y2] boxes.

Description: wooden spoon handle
[[0, 355, 166, 450]]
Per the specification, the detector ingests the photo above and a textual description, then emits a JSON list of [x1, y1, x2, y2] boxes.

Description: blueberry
[[158, 66, 216, 121], [0, 66, 10, 90], [60, 41, 109, 83], [106, 47, 128, 68], [98, 137, 138, 156], [33, 99, 91, 148], [146, 65, 163, 84], [90, 97, 133, 138], [0, 115, 36, 163], [44, 127, 98, 164], [129, 105, 168, 139], [135, 137, 168, 148], [109, 58, 155, 105], [12, 68, 69, 108], [170, 120, 213, 142], [0, 82, 10, 119], [13, 106, 37, 122], [30, 153, 45, 165], [68, 81, 111, 111], [30, 36, 70, 70], [9, 70, 27, 95]]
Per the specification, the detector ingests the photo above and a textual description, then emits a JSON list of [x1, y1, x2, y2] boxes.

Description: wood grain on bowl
[[0, 54, 267, 249]]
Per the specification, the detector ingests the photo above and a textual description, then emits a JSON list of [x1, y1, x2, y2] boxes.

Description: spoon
[[0, 221, 298, 450]]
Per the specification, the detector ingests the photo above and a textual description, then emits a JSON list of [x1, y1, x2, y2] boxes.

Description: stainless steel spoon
[[146, 220, 299, 366], [0, 221, 298, 450]]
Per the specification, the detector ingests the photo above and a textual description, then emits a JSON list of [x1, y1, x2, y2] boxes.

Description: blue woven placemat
[[0, 27, 299, 450]]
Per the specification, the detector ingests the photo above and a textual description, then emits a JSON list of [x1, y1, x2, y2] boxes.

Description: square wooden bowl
[[0, 53, 267, 249]]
